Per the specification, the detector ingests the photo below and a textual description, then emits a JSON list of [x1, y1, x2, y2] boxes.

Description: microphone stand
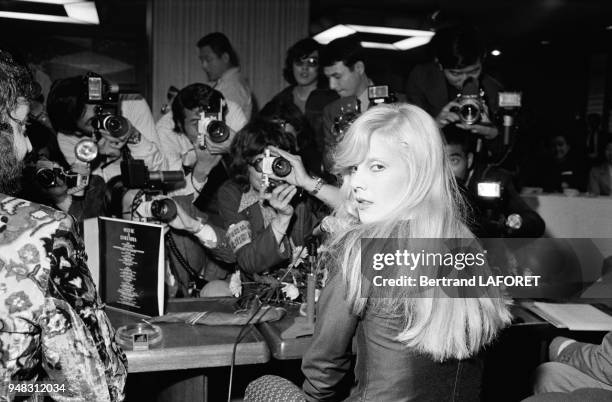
[[281, 239, 318, 339]]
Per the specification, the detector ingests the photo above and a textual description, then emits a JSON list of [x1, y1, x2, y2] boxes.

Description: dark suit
[[406, 61, 506, 160], [405, 61, 503, 118], [217, 181, 317, 274]]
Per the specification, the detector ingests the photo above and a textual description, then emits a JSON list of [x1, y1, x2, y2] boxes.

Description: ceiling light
[[16, 0, 80, 4], [361, 41, 399, 50], [314, 24, 433, 45], [491, 49, 501, 56], [393, 36, 433, 51], [347, 25, 434, 38], [64, 1, 98, 24], [540, 40, 550, 45], [313, 25, 357, 44], [0, 1, 99, 24], [0, 11, 90, 23], [605, 25, 612, 30]]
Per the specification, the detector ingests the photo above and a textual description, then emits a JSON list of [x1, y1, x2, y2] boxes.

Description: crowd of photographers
[[15, 26, 560, 298], [5, 23, 611, 400], [26, 28, 612, 301]]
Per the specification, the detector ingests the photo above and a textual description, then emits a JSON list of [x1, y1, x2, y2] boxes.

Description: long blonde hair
[[322, 103, 511, 361]]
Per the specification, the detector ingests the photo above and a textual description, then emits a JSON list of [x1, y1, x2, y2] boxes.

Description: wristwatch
[[309, 177, 324, 195]]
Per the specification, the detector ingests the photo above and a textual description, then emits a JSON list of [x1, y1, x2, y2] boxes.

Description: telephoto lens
[[150, 198, 178, 223], [206, 120, 230, 143]]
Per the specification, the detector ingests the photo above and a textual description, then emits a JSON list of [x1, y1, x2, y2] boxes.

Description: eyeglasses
[[294, 57, 318, 68], [248, 157, 264, 173]]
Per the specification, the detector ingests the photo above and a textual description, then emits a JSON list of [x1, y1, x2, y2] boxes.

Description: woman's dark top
[[302, 269, 482, 402]]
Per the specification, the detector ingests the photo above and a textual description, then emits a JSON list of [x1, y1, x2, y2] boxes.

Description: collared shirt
[[357, 79, 374, 113], [0, 195, 127, 401], [210, 67, 253, 121], [155, 99, 247, 198]]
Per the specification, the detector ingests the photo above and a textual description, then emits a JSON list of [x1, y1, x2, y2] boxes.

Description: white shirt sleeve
[[121, 96, 169, 171]]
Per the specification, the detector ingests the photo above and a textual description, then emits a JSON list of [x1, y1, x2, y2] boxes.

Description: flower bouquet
[[230, 244, 328, 310]]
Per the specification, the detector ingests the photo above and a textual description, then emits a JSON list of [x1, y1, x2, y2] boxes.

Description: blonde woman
[[246, 103, 511, 402]]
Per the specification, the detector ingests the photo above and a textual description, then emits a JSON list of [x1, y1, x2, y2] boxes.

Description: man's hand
[[435, 100, 462, 128], [167, 198, 201, 233], [456, 102, 499, 139], [456, 123, 499, 139], [263, 183, 297, 216]]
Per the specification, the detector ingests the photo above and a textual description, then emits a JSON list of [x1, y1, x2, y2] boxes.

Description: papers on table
[[522, 302, 612, 331]]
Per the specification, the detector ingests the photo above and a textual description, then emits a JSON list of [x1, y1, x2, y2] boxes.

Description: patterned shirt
[[0, 195, 127, 401]]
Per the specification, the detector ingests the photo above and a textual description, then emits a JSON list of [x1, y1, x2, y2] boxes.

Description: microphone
[[311, 216, 337, 237]]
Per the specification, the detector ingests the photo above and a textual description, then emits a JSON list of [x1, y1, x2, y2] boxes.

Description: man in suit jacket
[[406, 25, 504, 159], [319, 34, 374, 174]]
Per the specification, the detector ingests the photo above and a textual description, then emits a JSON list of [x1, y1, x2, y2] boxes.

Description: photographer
[[155, 83, 247, 203], [47, 74, 168, 183], [21, 120, 107, 222], [217, 119, 321, 275], [320, 34, 374, 174], [406, 25, 504, 157], [444, 127, 544, 238], [123, 188, 237, 297]]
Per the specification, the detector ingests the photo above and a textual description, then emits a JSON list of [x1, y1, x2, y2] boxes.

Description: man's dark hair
[[319, 34, 364, 70], [229, 118, 297, 193], [0, 49, 36, 133], [47, 76, 89, 134], [171, 83, 227, 133], [283, 38, 323, 85], [432, 25, 486, 69], [197, 32, 239, 67], [443, 125, 473, 155]]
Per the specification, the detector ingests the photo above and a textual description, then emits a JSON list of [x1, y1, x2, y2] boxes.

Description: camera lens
[[456, 96, 481, 125], [36, 168, 57, 188], [207, 121, 230, 143], [272, 157, 292, 177], [150, 199, 178, 223], [103, 115, 130, 138]]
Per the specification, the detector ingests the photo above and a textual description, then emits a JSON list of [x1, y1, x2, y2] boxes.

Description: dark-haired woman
[[217, 119, 318, 274]]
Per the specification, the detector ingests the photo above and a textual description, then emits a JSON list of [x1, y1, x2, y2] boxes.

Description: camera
[[259, 149, 292, 192], [333, 101, 361, 139], [35, 167, 66, 188], [84, 72, 140, 143], [91, 114, 131, 138], [35, 166, 88, 193], [136, 198, 178, 223], [368, 85, 396, 107], [121, 159, 184, 190], [196, 97, 230, 149], [262, 155, 292, 178], [452, 94, 485, 125]]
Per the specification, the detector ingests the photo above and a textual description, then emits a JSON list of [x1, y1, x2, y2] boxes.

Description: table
[[257, 304, 551, 361], [522, 194, 612, 281], [107, 298, 270, 401]]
